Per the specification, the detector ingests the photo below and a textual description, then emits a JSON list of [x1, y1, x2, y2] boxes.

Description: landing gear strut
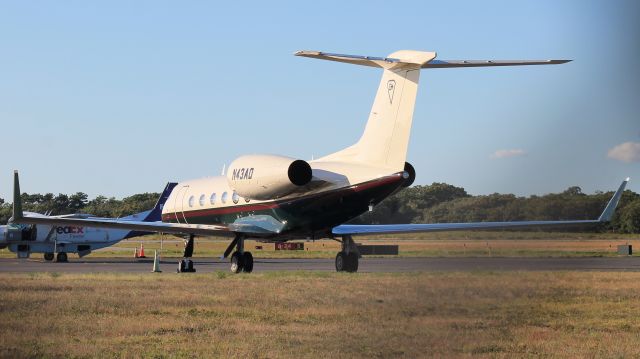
[[335, 235, 359, 272], [223, 235, 253, 273], [177, 234, 196, 273]]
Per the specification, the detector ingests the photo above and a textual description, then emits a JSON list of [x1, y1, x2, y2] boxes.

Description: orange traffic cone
[[134, 247, 139, 258], [139, 244, 146, 258]]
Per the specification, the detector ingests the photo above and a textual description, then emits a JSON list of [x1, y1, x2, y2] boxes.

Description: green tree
[[618, 199, 640, 233]]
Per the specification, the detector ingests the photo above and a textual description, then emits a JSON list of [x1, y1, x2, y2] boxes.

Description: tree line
[[1, 183, 639, 233], [0, 192, 160, 222]]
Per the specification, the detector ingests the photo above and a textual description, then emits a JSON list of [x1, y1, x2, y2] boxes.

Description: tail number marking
[[232, 168, 254, 181]]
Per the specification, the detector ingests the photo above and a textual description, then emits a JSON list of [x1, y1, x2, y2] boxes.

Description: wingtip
[[625, 177, 631, 182], [597, 178, 629, 222]]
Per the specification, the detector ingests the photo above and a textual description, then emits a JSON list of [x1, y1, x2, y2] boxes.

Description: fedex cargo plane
[[1, 183, 176, 261], [11, 50, 629, 273]]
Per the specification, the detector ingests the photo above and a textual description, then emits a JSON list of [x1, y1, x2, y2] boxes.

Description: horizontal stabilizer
[[422, 59, 571, 68], [295, 50, 570, 69], [295, 50, 436, 68]]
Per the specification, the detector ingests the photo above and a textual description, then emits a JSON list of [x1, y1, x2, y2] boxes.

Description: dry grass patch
[[1, 271, 640, 358]]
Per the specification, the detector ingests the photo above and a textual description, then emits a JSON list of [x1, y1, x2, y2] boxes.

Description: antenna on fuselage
[[221, 164, 226, 176]]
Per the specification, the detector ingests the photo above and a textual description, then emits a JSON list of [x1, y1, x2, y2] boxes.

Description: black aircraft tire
[[177, 260, 186, 273], [187, 260, 195, 272], [335, 252, 346, 272], [56, 252, 68, 263], [346, 252, 359, 273], [230, 252, 244, 274], [242, 252, 254, 273], [44, 253, 54, 261]]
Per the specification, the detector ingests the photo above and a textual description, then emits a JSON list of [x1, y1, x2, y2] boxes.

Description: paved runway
[[1, 256, 640, 273]]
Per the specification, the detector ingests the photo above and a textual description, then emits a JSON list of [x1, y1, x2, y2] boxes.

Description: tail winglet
[[598, 177, 630, 222]]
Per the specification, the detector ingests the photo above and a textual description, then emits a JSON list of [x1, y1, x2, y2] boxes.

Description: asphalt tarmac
[[1, 256, 640, 273]]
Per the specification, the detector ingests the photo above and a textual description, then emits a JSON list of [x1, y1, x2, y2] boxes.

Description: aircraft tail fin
[[11, 170, 23, 223], [144, 182, 178, 222], [121, 182, 177, 239], [296, 50, 570, 172], [297, 50, 435, 171], [121, 182, 178, 223]]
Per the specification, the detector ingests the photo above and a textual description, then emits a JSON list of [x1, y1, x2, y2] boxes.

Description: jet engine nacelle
[[227, 155, 312, 200]]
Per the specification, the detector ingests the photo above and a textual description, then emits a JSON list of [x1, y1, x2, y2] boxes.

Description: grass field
[[3, 231, 635, 259], [1, 271, 639, 358]]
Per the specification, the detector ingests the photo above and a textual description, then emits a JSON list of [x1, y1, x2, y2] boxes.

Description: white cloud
[[607, 142, 640, 163], [490, 149, 527, 159]]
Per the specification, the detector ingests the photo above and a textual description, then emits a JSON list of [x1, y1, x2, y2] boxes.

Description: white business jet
[[11, 50, 629, 273]]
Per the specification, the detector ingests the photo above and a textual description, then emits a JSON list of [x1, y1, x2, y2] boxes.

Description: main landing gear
[[335, 235, 359, 272], [177, 234, 196, 273], [44, 252, 54, 261], [223, 235, 253, 273], [56, 252, 68, 263]]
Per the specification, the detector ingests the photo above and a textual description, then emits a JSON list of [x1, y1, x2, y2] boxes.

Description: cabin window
[[199, 194, 205, 206], [188, 195, 195, 207], [221, 191, 228, 204], [232, 191, 240, 204], [210, 193, 216, 205]]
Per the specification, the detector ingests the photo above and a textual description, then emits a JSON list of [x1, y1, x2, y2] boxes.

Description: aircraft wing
[[333, 178, 629, 236], [16, 215, 232, 236], [9, 172, 278, 236]]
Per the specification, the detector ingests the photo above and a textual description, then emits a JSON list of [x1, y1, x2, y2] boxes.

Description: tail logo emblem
[[387, 80, 396, 104]]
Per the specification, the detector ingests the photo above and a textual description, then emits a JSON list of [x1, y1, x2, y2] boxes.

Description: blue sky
[[1, 0, 638, 200]]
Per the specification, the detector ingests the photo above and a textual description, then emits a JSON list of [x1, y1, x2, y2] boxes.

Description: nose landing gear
[[177, 234, 196, 273]]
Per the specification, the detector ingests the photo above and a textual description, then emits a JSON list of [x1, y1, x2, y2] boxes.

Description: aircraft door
[[173, 185, 190, 224]]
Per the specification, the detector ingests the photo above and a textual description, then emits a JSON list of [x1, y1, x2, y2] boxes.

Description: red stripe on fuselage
[[162, 202, 279, 221]]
